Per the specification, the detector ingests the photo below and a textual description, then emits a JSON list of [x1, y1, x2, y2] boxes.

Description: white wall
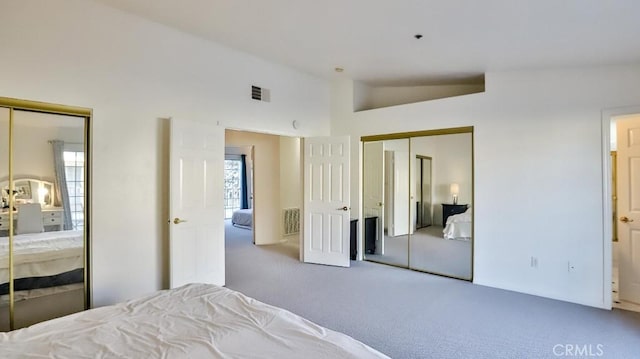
[[0, 0, 330, 306], [279, 136, 302, 242], [332, 64, 640, 308]]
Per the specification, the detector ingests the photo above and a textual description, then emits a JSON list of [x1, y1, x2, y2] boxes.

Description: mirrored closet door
[[408, 133, 473, 279], [363, 139, 410, 267], [0, 98, 91, 331], [362, 128, 473, 280]]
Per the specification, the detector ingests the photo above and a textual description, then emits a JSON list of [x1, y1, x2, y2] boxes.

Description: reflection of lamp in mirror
[[38, 187, 49, 206], [450, 183, 459, 205]]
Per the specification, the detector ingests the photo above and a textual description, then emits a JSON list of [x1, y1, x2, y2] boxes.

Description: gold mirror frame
[[0, 97, 92, 330], [361, 126, 474, 281]]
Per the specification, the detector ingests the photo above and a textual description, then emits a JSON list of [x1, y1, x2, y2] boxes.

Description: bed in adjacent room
[[231, 208, 253, 229], [443, 208, 472, 240], [0, 283, 389, 358]]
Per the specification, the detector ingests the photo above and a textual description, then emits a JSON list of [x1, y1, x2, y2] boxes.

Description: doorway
[[609, 113, 640, 312], [224, 129, 302, 254], [415, 155, 432, 230]]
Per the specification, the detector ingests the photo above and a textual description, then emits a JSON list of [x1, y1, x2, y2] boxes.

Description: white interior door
[[303, 136, 350, 267], [392, 151, 410, 236], [363, 142, 384, 254], [617, 115, 640, 304], [170, 118, 225, 288]]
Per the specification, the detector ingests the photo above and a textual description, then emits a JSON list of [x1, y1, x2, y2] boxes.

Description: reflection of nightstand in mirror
[[441, 204, 468, 226], [42, 208, 64, 231], [0, 207, 64, 233]]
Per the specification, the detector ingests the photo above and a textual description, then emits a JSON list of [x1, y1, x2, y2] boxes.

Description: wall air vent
[[283, 208, 300, 235], [251, 85, 270, 102]]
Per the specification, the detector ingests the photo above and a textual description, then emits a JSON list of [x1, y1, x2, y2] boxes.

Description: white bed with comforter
[[0, 283, 389, 358], [443, 208, 472, 240], [231, 208, 253, 228]]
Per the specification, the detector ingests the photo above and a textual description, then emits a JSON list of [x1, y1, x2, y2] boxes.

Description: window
[[64, 150, 84, 230], [224, 159, 242, 219]]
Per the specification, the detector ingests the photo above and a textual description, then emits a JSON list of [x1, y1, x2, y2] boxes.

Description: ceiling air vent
[[251, 85, 270, 102]]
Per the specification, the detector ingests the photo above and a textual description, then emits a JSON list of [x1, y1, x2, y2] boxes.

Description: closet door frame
[[361, 126, 474, 281], [0, 97, 92, 330]]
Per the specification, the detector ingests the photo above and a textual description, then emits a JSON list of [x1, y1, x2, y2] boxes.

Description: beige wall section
[[225, 130, 281, 245], [279, 136, 302, 243], [354, 82, 485, 112]]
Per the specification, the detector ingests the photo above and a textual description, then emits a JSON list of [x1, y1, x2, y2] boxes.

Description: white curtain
[[51, 140, 73, 230]]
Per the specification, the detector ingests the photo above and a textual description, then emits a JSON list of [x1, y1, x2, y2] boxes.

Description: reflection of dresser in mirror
[[0, 208, 64, 234], [0, 178, 62, 234]]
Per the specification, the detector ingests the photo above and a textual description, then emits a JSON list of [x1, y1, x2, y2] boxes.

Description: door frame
[[601, 105, 640, 309], [224, 129, 304, 250], [415, 155, 433, 230]]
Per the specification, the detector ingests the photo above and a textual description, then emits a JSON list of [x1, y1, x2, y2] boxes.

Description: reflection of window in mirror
[[64, 144, 85, 230]]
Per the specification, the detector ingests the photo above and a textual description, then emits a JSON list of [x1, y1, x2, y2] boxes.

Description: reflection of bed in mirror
[[443, 208, 472, 240], [0, 230, 84, 329]]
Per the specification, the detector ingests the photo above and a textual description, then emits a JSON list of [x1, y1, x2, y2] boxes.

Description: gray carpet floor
[[366, 226, 472, 279], [224, 221, 640, 359]]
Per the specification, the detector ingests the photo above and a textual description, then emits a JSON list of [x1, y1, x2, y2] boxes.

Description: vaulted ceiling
[[95, 0, 640, 85]]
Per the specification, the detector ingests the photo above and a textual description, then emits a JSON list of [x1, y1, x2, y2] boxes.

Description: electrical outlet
[[568, 261, 576, 272], [530, 256, 538, 268]]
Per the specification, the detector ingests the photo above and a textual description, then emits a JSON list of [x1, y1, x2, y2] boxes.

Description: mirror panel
[[409, 133, 472, 279], [363, 139, 410, 267], [8, 109, 86, 329], [0, 107, 9, 330]]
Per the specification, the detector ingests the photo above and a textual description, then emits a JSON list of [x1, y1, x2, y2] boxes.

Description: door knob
[[620, 216, 634, 223], [378, 202, 383, 207], [173, 217, 188, 224], [337, 206, 349, 211]]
